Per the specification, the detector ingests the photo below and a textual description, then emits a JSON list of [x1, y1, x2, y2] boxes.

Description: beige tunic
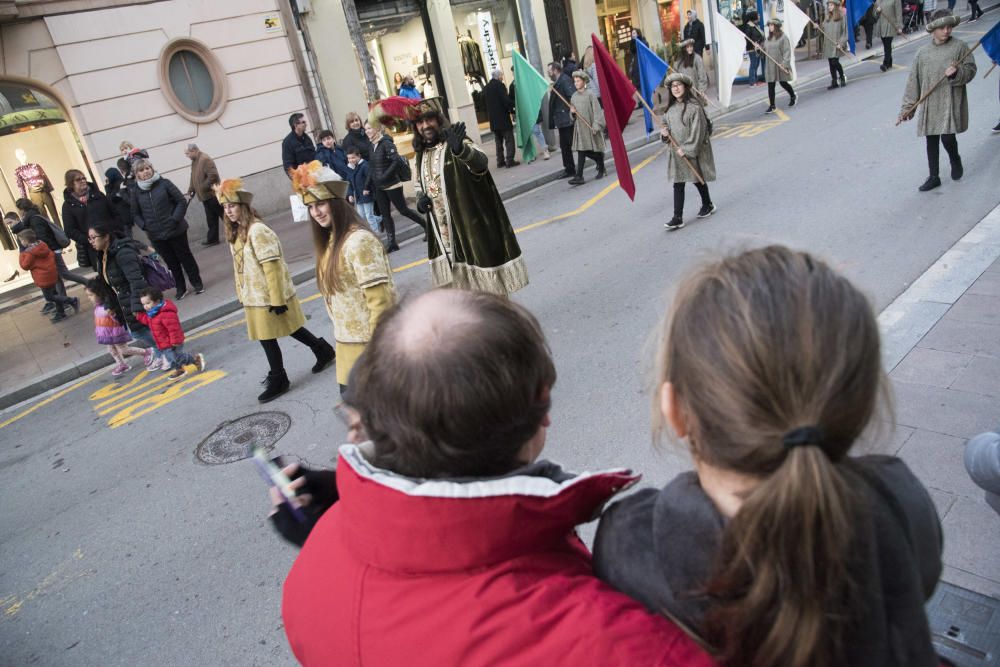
[[230, 221, 305, 340], [662, 101, 716, 183], [822, 17, 847, 59], [571, 89, 606, 152], [901, 37, 976, 137], [764, 35, 792, 83], [876, 0, 901, 38], [675, 55, 709, 94]]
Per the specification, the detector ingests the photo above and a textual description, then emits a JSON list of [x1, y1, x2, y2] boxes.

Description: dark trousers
[[494, 127, 516, 166], [862, 21, 874, 48], [202, 197, 223, 243], [260, 327, 322, 373], [926, 134, 960, 177], [969, 0, 984, 18], [748, 51, 762, 84], [828, 58, 845, 82], [575, 151, 605, 177], [375, 187, 425, 249], [151, 232, 202, 293], [673, 182, 712, 218], [767, 81, 795, 106], [882, 36, 894, 68], [54, 252, 87, 297], [41, 285, 75, 314], [557, 126, 575, 175]]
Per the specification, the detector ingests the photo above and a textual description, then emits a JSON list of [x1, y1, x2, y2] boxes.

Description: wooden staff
[[741, 33, 793, 76], [984, 62, 997, 79], [633, 92, 706, 185], [897, 40, 982, 125], [808, 18, 854, 59], [549, 84, 595, 132]]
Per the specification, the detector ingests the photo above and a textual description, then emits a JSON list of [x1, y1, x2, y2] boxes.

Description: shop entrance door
[[544, 0, 576, 61]]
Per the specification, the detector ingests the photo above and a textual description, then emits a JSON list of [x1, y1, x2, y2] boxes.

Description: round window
[[158, 39, 227, 122]]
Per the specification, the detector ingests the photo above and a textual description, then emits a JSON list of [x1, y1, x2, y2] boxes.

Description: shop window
[[158, 39, 227, 123]]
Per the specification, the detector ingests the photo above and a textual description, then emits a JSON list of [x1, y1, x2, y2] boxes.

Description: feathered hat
[[289, 161, 348, 205], [214, 178, 253, 206], [368, 96, 449, 132]]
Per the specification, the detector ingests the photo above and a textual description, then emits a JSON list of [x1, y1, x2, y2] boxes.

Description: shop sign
[[264, 14, 281, 33], [477, 11, 501, 73], [0, 108, 65, 132]]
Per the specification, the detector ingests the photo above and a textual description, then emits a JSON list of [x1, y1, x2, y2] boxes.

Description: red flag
[[591, 33, 637, 201]]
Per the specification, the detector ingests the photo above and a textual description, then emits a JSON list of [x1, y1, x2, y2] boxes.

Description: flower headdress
[[214, 177, 253, 205], [289, 160, 348, 205]]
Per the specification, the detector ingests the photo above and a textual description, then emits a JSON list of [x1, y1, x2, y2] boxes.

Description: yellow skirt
[[244, 297, 307, 341], [335, 341, 366, 386]]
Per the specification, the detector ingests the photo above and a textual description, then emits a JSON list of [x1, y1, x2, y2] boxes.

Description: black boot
[[595, 153, 606, 179], [311, 338, 335, 373], [568, 153, 586, 186], [840, 72, 847, 87], [827, 80, 839, 90], [258, 370, 290, 403], [951, 157, 963, 181], [918, 175, 941, 192]]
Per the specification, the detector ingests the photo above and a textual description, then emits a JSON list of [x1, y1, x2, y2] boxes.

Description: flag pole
[[807, 18, 854, 59], [741, 33, 793, 76], [984, 62, 997, 78], [633, 92, 705, 185], [548, 84, 596, 132], [897, 41, 982, 125]]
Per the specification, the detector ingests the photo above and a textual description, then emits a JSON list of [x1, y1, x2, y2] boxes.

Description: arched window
[[158, 39, 228, 122]]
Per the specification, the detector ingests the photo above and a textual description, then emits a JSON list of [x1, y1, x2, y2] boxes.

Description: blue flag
[[846, 0, 875, 54], [636, 39, 669, 135], [982, 19, 1000, 64]]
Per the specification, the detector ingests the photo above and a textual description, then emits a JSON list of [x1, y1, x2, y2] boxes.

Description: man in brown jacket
[[184, 144, 222, 246]]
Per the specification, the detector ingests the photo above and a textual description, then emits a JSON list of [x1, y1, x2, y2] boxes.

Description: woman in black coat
[[341, 111, 371, 161], [104, 167, 133, 236], [62, 168, 122, 269], [130, 158, 203, 299]]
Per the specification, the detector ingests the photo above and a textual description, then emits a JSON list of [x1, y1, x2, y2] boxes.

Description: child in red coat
[[17, 229, 79, 322], [136, 286, 205, 380]]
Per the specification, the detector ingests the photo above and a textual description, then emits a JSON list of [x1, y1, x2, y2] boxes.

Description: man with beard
[[409, 101, 528, 296]]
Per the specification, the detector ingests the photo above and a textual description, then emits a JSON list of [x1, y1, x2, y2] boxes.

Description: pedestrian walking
[[85, 277, 151, 377], [764, 18, 797, 113], [568, 70, 606, 186], [104, 167, 133, 237], [898, 9, 976, 191], [364, 120, 425, 252], [183, 144, 222, 247], [581, 46, 603, 107], [548, 61, 578, 178], [135, 286, 206, 381], [88, 222, 162, 370], [862, 2, 878, 48], [593, 245, 943, 667], [11, 199, 87, 306], [216, 179, 334, 402], [314, 130, 351, 179], [341, 112, 371, 161], [684, 10, 708, 56], [743, 12, 766, 86], [876, 0, 903, 71], [130, 158, 203, 299], [484, 69, 519, 168], [660, 73, 716, 231], [17, 229, 80, 322], [968, 0, 984, 20], [62, 169, 122, 268], [282, 113, 316, 174], [345, 147, 380, 232], [291, 162, 395, 393], [627, 29, 650, 92], [674, 39, 711, 97], [823, 0, 849, 88]]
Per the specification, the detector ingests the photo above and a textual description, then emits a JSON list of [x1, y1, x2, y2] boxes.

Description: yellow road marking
[[0, 374, 101, 430], [106, 370, 226, 428], [2, 548, 89, 620]]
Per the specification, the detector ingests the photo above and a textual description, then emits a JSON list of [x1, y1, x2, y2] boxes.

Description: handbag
[[289, 194, 309, 223]]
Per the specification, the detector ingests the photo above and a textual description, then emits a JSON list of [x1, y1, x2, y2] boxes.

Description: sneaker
[[160, 357, 173, 371], [175, 289, 187, 300], [143, 348, 154, 368], [827, 82, 839, 90], [194, 285, 205, 295], [918, 175, 941, 192], [993, 121, 1000, 134], [111, 363, 130, 377], [167, 368, 187, 381], [567, 176, 585, 186], [41, 302, 56, 314], [507, 160, 520, 167], [697, 203, 717, 218], [764, 105, 776, 114], [70, 297, 81, 314], [195, 353, 206, 372], [50, 311, 68, 322], [664, 217, 685, 231], [543, 150, 551, 160]]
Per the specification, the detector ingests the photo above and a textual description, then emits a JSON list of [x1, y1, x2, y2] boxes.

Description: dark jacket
[[347, 160, 373, 204], [366, 135, 405, 190], [548, 72, 576, 129], [341, 127, 371, 161], [104, 169, 133, 229], [10, 212, 58, 252], [315, 144, 350, 180], [684, 19, 707, 54], [593, 455, 943, 667], [131, 177, 189, 242], [282, 130, 316, 174], [742, 22, 765, 52], [62, 184, 121, 247], [483, 78, 514, 132], [99, 237, 149, 327]]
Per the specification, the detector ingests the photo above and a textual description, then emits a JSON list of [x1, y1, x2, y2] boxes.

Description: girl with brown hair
[[822, 0, 848, 89], [217, 178, 334, 403], [763, 18, 796, 113], [674, 39, 710, 97], [660, 73, 716, 231], [594, 245, 943, 667], [291, 161, 395, 393]]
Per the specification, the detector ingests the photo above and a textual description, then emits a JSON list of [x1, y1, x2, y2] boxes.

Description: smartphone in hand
[[252, 447, 306, 522]]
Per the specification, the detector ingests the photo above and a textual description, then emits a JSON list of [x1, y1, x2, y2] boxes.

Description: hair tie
[[783, 426, 824, 451]]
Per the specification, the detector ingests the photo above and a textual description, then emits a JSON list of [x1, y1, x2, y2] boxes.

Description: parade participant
[[280, 289, 715, 667], [136, 286, 206, 381], [876, 0, 903, 71], [568, 70, 606, 186], [216, 179, 334, 402], [407, 100, 528, 295], [363, 119, 424, 253], [548, 61, 578, 178], [764, 18, 797, 113], [675, 39, 710, 97], [823, 0, 849, 89], [660, 73, 716, 231], [594, 245, 943, 667], [899, 9, 976, 192], [290, 161, 395, 394]]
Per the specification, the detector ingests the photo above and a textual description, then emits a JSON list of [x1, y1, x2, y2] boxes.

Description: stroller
[[901, 1, 922, 33]]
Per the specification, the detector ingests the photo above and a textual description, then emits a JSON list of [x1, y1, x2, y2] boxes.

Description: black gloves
[[269, 465, 339, 547], [416, 195, 433, 214], [269, 305, 288, 315], [445, 121, 467, 154]]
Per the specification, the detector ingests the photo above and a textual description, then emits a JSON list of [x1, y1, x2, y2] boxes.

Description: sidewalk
[[0, 15, 977, 411]]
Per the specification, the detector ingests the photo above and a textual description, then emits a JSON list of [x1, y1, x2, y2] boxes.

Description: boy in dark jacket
[[314, 130, 350, 180], [17, 229, 80, 322], [345, 147, 380, 232], [136, 286, 205, 380]]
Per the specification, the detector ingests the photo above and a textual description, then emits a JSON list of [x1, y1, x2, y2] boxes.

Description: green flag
[[512, 51, 550, 163]]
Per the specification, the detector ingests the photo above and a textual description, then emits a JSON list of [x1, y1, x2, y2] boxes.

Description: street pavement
[[2, 15, 1000, 665]]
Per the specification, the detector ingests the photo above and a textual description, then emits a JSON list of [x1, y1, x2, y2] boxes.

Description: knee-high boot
[[593, 152, 606, 178], [568, 152, 586, 185]]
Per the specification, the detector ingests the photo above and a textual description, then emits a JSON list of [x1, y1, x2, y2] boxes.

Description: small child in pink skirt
[[85, 278, 151, 377]]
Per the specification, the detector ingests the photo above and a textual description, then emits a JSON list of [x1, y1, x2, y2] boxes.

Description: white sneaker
[[195, 353, 206, 372], [160, 357, 172, 371]]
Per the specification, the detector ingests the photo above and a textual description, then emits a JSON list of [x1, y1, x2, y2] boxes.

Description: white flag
[[713, 10, 748, 108], [784, 1, 810, 82]]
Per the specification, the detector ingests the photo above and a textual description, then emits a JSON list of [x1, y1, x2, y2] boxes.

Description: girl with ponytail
[[594, 245, 943, 667]]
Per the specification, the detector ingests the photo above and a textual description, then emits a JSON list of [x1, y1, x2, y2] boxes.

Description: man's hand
[[269, 305, 288, 315], [445, 122, 467, 154], [267, 462, 339, 547], [362, 189, 370, 196], [416, 195, 433, 214], [348, 195, 355, 204]]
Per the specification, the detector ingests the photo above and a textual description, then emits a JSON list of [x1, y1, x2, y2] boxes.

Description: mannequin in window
[[14, 149, 61, 227]]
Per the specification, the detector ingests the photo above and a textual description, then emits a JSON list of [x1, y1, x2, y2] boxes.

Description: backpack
[[48, 220, 71, 249], [140, 254, 175, 291], [396, 154, 412, 182]]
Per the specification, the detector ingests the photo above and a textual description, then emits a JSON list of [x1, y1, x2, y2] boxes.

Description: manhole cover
[[195, 412, 291, 465]]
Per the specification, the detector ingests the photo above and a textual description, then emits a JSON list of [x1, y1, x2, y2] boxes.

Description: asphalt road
[[2, 22, 999, 665]]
